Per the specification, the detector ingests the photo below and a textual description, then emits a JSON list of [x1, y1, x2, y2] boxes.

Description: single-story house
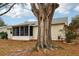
[[0, 17, 68, 40]]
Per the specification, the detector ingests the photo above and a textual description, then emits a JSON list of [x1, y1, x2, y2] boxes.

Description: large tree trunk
[[31, 3, 59, 50], [36, 14, 53, 49]]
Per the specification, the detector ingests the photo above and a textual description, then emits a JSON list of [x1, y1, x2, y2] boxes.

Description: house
[[0, 17, 68, 40]]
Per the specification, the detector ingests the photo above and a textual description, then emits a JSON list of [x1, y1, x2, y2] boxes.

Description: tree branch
[[37, 3, 47, 17], [46, 3, 59, 17], [37, 3, 46, 11], [0, 3, 9, 8], [54, 3, 59, 9], [0, 3, 16, 16], [31, 3, 39, 17]]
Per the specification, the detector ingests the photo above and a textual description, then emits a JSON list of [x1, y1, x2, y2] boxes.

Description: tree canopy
[[69, 16, 79, 32]]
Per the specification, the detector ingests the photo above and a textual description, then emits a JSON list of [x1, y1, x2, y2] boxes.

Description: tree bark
[[31, 3, 59, 50], [36, 13, 54, 49]]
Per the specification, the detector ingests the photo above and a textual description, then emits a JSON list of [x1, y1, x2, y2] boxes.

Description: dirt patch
[[0, 39, 79, 56]]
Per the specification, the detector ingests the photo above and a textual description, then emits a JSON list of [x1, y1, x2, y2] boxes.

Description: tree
[[65, 16, 79, 43], [65, 27, 76, 43], [31, 4, 59, 50], [0, 17, 6, 26], [69, 16, 79, 32], [0, 3, 59, 50]]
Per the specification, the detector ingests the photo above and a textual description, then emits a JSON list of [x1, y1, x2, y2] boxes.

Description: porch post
[[28, 25, 30, 39], [24, 26, 25, 36]]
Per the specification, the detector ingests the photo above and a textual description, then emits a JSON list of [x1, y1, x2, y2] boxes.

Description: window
[[16, 27, 19, 36], [13, 27, 19, 36], [30, 26, 33, 36], [12, 26, 33, 36], [25, 26, 28, 36], [20, 26, 24, 36]]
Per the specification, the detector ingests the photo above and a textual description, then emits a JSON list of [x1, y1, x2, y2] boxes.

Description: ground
[[0, 39, 79, 56]]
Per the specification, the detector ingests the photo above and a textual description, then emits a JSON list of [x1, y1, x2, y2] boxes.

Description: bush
[[0, 32, 8, 39], [65, 30, 76, 43]]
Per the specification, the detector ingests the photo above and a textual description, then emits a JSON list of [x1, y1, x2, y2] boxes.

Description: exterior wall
[[32, 24, 65, 40], [11, 36, 33, 40], [7, 28, 12, 39], [51, 24, 65, 40], [0, 27, 7, 32], [33, 26, 38, 40]]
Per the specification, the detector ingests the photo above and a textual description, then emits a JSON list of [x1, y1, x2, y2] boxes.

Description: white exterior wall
[[0, 27, 7, 32], [7, 29, 12, 39], [33, 24, 65, 40], [51, 24, 65, 40], [33, 26, 38, 39], [11, 36, 32, 40]]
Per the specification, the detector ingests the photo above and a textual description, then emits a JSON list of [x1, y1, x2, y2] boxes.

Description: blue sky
[[0, 3, 79, 25]]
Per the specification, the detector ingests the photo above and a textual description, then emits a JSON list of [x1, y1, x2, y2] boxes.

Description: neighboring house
[[0, 17, 68, 40], [0, 26, 12, 39]]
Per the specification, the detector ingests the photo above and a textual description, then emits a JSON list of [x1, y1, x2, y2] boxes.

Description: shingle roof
[[12, 17, 68, 26], [53, 17, 68, 25]]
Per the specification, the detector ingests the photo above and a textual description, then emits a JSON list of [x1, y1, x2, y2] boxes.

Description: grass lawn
[[0, 39, 79, 56]]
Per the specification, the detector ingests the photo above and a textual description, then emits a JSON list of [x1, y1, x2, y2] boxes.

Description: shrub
[[0, 32, 8, 39], [65, 30, 76, 43]]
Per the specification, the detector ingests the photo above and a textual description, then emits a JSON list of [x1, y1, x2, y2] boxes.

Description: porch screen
[[12, 26, 33, 36]]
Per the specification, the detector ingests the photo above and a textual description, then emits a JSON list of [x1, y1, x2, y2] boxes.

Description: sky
[[0, 3, 79, 25]]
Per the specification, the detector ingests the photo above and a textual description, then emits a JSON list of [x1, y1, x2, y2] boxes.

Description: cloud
[[0, 9, 7, 14], [74, 5, 79, 12], [1, 3, 79, 18], [2, 4, 34, 18], [55, 3, 73, 15], [55, 3, 79, 15]]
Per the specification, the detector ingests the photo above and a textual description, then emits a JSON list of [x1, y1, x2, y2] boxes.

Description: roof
[[12, 17, 68, 27], [53, 17, 68, 25], [0, 26, 12, 29]]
